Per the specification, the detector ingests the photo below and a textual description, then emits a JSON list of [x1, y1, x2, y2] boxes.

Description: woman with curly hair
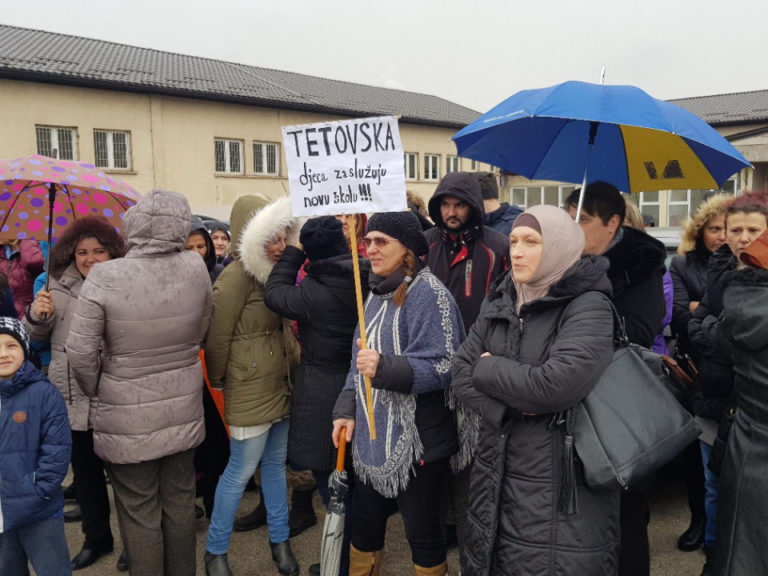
[[669, 194, 730, 564], [25, 215, 127, 571]]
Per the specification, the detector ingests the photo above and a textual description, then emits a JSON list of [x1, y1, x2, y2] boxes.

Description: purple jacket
[[652, 270, 673, 355]]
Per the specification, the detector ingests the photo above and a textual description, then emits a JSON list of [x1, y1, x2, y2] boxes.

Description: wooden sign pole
[[347, 214, 376, 440]]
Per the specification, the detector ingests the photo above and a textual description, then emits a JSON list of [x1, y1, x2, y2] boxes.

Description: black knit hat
[[300, 217, 350, 262], [366, 211, 429, 256], [0, 316, 29, 360]]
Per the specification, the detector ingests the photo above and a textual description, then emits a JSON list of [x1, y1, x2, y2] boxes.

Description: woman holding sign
[[331, 211, 465, 576]]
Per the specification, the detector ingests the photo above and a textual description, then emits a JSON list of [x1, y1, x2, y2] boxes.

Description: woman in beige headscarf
[[452, 204, 621, 576]]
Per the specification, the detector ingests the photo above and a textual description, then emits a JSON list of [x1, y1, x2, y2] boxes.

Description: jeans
[[206, 419, 290, 554], [700, 441, 720, 547], [0, 516, 71, 576]]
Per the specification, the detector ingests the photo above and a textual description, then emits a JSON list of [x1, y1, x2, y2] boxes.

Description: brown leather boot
[[349, 544, 383, 576], [413, 562, 448, 575]]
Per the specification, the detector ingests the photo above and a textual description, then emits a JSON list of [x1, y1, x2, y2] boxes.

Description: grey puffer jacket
[[25, 262, 92, 430], [452, 256, 619, 576], [66, 189, 213, 464]]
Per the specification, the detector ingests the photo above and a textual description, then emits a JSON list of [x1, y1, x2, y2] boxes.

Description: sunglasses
[[362, 236, 393, 249]]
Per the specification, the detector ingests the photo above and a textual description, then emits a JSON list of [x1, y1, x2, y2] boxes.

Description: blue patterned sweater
[[343, 267, 466, 497]]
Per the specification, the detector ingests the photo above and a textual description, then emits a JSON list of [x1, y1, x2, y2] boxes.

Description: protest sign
[[282, 115, 407, 217]]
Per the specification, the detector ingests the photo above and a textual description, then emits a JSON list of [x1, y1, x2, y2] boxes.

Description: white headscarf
[[512, 204, 585, 314]]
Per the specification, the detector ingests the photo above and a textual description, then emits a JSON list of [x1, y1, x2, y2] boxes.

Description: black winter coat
[[669, 246, 710, 357], [603, 226, 666, 348], [264, 246, 370, 472], [715, 267, 768, 576], [425, 182, 509, 331], [687, 244, 736, 419], [452, 256, 620, 576]]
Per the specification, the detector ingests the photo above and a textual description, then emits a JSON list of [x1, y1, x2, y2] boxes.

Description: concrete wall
[[1, 79, 493, 219]]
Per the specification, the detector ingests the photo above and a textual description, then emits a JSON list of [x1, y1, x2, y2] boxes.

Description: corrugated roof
[[672, 90, 768, 126], [0, 24, 480, 129]]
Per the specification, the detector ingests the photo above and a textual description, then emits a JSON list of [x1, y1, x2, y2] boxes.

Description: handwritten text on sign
[[283, 116, 407, 217]]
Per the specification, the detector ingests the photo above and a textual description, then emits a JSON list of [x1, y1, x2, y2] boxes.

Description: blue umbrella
[[452, 81, 751, 204]]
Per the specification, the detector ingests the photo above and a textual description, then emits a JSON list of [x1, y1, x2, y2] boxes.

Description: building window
[[424, 154, 440, 181], [215, 139, 243, 174], [35, 125, 77, 160], [509, 185, 576, 209], [446, 156, 460, 173], [404, 153, 418, 180], [471, 160, 477, 171], [94, 129, 131, 170], [639, 191, 661, 227], [253, 141, 280, 175]]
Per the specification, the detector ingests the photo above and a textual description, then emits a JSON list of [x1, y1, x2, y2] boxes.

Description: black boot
[[233, 487, 267, 532], [289, 487, 317, 537], [270, 541, 299, 576], [677, 515, 706, 551], [204, 551, 233, 576], [71, 541, 114, 571]]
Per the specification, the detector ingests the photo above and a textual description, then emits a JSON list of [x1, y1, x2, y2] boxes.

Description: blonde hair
[[623, 196, 644, 230], [678, 193, 732, 255]]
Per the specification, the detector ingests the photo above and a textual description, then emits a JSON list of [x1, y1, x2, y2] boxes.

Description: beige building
[[0, 24, 492, 220]]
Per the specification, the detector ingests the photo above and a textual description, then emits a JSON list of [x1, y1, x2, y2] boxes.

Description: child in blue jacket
[[0, 317, 71, 576]]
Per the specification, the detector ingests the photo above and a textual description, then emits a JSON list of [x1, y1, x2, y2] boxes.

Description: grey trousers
[[106, 449, 197, 576]]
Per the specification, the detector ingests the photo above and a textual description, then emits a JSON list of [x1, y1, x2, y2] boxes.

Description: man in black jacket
[[425, 172, 509, 332], [565, 182, 666, 576]]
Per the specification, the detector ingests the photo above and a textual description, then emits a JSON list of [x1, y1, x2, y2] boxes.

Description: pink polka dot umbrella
[[0, 154, 141, 243]]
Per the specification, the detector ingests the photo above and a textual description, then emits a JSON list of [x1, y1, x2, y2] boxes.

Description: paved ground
[[63, 463, 706, 575]]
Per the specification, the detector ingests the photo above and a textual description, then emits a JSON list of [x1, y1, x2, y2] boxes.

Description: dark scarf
[[369, 259, 424, 296]]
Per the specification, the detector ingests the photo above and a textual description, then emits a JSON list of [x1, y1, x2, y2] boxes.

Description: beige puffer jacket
[[25, 262, 92, 430], [204, 195, 301, 427], [66, 189, 213, 464]]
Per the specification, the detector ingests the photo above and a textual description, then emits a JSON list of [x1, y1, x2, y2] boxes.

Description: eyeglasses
[[362, 236, 392, 249]]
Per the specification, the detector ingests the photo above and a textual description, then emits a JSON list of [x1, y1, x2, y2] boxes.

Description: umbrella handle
[[336, 426, 347, 472]]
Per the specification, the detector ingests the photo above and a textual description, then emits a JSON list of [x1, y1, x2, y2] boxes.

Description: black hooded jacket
[[603, 226, 666, 348], [424, 174, 509, 332], [189, 218, 224, 283]]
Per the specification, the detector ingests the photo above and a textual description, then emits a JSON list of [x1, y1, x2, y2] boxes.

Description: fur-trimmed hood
[[239, 196, 303, 285]]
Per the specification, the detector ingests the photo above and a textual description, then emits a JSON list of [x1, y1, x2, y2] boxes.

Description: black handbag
[[566, 302, 702, 495]]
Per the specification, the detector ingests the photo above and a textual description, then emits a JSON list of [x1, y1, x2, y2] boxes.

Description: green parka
[[204, 196, 301, 427]]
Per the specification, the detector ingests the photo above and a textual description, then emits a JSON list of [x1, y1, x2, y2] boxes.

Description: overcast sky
[[5, 0, 766, 113]]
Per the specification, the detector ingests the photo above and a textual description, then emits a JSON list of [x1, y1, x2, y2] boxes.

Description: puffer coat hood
[[240, 196, 300, 284], [123, 189, 190, 257]]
